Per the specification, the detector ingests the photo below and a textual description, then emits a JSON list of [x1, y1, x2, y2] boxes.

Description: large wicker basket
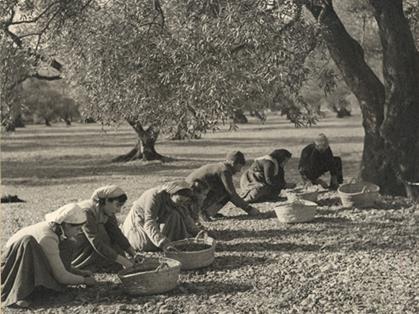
[[285, 188, 319, 203], [165, 235, 216, 270], [338, 181, 379, 208], [118, 257, 181, 295], [274, 200, 317, 223]]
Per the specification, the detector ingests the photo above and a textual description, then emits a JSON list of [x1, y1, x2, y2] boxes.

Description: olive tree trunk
[[305, 0, 419, 195], [112, 120, 164, 162]]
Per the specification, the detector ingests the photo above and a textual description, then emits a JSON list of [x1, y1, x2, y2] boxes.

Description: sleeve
[[220, 170, 250, 211], [105, 215, 131, 252], [179, 205, 201, 236], [298, 145, 312, 180], [142, 192, 168, 248], [81, 210, 118, 261], [324, 148, 338, 175], [275, 167, 287, 191], [39, 236, 85, 285], [262, 160, 277, 186]]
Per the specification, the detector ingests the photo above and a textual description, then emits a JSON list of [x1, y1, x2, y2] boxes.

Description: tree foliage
[[56, 0, 318, 138]]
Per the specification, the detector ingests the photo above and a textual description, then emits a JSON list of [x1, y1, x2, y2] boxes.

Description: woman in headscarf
[[240, 149, 294, 203], [1, 203, 97, 308], [121, 180, 203, 252], [71, 185, 139, 271]]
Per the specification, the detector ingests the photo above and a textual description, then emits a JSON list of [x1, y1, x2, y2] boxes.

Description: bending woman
[[71, 185, 138, 271], [122, 181, 202, 252], [1, 203, 97, 308], [240, 149, 294, 203]]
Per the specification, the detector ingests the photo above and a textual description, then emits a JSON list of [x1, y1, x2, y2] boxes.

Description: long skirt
[[123, 210, 189, 252], [71, 226, 124, 272], [242, 185, 279, 203], [240, 171, 280, 203], [1, 236, 64, 307]]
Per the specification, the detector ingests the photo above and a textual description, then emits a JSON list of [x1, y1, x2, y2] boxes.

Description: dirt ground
[[1, 113, 418, 313]]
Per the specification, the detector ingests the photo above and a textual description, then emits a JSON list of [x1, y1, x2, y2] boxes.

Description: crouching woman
[[241, 149, 294, 203], [1, 203, 97, 308], [71, 185, 138, 271], [121, 181, 200, 252]]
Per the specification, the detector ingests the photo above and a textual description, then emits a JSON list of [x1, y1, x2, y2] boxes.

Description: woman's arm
[[142, 191, 168, 248], [82, 211, 119, 261], [39, 236, 86, 285]]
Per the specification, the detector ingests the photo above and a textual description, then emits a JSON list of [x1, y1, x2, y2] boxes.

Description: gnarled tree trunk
[[305, 0, 419, 195], [112, 120, 164, 162]]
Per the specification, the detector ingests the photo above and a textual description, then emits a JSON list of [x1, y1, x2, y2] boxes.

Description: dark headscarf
[[226, 151, 246, 165], [269, 149, 292, 164]]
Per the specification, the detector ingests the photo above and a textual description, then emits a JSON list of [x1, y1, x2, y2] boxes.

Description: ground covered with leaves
[[2, 115, 418, 313]]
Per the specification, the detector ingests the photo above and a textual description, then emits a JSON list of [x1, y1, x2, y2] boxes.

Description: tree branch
[[10, 1, 59, 26], [304, 0, 385, 134]]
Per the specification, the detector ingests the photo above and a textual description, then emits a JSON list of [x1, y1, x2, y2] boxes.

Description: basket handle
[[155, 261, 170, 272], [195, 230, 208, 240], [361, 186, 371, 193], [349, 177, 358, 184]]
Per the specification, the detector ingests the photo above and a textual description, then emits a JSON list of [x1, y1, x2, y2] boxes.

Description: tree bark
[[369, 0, 419, 194], [305, 1, 419, 195], [112, 120, 164, 162]]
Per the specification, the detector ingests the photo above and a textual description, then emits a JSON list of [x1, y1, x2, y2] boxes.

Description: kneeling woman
[[122, 181, 201, 252], [1, 203, 97, 308], [240, 149, 294, 203], [71, 185, 138, 271]]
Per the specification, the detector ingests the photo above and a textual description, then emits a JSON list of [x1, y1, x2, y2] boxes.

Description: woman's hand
[[132, 253, 145, 264], [162, 242, 179, 253], [116, 255, 134, 269]]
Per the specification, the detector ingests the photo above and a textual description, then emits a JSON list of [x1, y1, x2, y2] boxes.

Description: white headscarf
[[45, 203, 86, 224], [91, 185, 126, 201]]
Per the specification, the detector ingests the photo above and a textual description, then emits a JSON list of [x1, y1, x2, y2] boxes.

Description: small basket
[[274, 200, 317, 223], [285, 188, 319, 203], [118, 257, 181, 295], [338, 180, 380, 208], [165, 233, 216, 270]]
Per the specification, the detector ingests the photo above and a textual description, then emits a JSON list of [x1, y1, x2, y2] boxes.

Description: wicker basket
[[285, 188, 319, 203], [118, 257, 181, 295], [338, 181, 380, 208], [274, 200, 317, 223], [165, 234, 216, 270]]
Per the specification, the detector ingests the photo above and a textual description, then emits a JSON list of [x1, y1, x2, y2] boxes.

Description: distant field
[[1, 113, 364, 241]]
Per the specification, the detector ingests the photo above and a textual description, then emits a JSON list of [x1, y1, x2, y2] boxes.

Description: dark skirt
[[1, 236, 64, 307]]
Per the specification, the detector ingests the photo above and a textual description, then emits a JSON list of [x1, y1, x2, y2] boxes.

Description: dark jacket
[[186, 162, 250, 211], [241, 158, 286, 193], [298, 143, 338, 180]]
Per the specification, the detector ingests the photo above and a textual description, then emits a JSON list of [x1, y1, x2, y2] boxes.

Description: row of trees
[[1, 0, 418, 195]]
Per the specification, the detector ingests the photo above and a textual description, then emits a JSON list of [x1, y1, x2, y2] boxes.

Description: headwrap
[[91, 185, 126, 201], [45, 203, 86, 225], [270, 149, 292, 164], [255, 149, 291, 176], [314, 133, 329, 145], [226, 151, 246, 165], [161, 180, 193, 197]]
